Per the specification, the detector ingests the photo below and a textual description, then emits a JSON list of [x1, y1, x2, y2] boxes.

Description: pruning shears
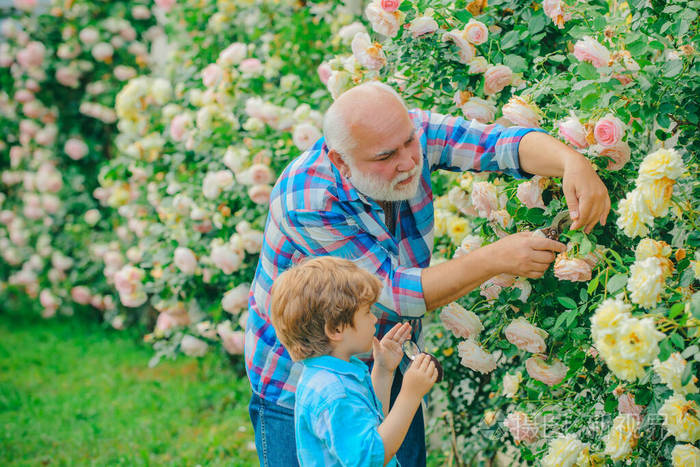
[[539, 210, 573, 240]]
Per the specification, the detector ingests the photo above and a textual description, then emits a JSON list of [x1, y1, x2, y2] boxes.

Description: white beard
[[345, 156, 423, 202]]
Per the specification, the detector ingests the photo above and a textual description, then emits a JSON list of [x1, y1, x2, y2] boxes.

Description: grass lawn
[[0, 310, 258, 466]]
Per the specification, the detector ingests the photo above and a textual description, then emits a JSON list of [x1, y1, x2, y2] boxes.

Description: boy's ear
[[325, 322, 344, 343]]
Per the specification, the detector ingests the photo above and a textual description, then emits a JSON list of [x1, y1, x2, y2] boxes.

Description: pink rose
[[558, 113, 588, 149], [292, 123, 322, 151], [202, 63, 223, 87], [483, 65, 512, 95], [366, 1, 403, 37], [217, 321, 245, 355], [317, 62, 332, 84], [174, 247, 197, 275], [503, 411, 539, 443], [14, 0, 37, 10], [181, 335, 208, 357], [64, 138, 89, 160], [470, 181, 499, 218], [169, 114, 189, 141], [464, 19, 488, 45], [543, 0, 571, 28], [16, 41, 45, 68], [440, 302, 484, 339], [618, 392, 644, 423], [40, 289, 59, 310], [443, 30, 476, 64], [155, 0, 176, 12], [248, 163, 274, 185], [504, 318, 548, 353], [480, 282, 502, 301], [78, 28, 99, 45], [155, 312, 179, 332], [409, 16, 438, 38], [120, 26, 137, 42], [211, 244, 243, 274], [131, 5, 151, 19], [554, 253, 592, 281], [114, 65, 137, 81], [218, 42, 247, 66], [461, 97, 496, 123], [222, 284, 250, 314], [516, 178, 545, 209], [502, 95, 542, 128], [513, 278, 532, 302], [23, 101, 44, 119], [380, 0, 400, 12], [91, 42, 114, 61], [595, 141, 631, 171], [239, 58, 262, 75], [457, 339, 498, 373], [594, 114, 625, 147], [490, 273, 516, 288], [525, 355, 568, 386], [468, 57, 488, 74], [15, 89, 34, 103], [352, 32, 387, 71], [573, 36, 610, 68], [249, 184, 272, 205], [71, 286, 92, 305]]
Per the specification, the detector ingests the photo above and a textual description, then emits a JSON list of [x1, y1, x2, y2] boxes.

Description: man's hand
[[486, 232, 566, 278], [562, 153, 611, 233], [518, 132, 611, 234], [372, 322, 411, 373]]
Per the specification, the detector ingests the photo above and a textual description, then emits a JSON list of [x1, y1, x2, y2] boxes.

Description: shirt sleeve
[[313, 395, 387, 467], [411, 108, 547, 179], [284, 209, 426, 318]]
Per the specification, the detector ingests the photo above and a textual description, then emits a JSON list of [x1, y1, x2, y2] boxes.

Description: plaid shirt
[[245, 109, 540, 408]]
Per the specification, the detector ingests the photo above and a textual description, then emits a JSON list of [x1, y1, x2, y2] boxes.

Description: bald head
[[323, 82, 409, 158]]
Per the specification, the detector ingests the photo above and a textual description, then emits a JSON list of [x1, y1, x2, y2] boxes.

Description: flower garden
[[1, 0, 698, 465]]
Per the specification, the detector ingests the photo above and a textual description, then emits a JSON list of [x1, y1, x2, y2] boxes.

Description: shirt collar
[[302, 355, 369, 381]]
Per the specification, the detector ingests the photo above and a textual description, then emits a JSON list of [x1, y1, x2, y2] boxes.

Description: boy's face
[[343, 303, 378, 355]]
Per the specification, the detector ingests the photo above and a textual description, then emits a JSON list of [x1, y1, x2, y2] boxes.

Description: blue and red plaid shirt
[[245, 109, 541, 408]]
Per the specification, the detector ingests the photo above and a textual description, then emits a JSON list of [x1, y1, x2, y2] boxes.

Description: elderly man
[[245, 82, 610, 466]]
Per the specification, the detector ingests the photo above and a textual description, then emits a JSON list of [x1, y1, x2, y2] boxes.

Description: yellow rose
[[628, 257, 666, 308], [447, 215, 470, 244], [659, 394, 700, 442], [603, 415, 638, 460], [638, 177, 675, 217], [616, 189, 653, 238], [653, 353, 699, 395], [671, 444, 700, 467], [542, 434, 586, 467], [637, 147, 684, 182]]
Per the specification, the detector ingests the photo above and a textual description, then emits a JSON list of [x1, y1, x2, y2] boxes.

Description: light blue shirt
[[295, 355, 399, 467]]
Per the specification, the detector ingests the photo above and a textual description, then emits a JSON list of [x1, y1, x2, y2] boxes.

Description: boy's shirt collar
[[302, 355, 368, 380]]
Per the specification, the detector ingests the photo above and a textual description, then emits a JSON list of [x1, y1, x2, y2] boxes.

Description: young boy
[[270, 256, 438, 466]]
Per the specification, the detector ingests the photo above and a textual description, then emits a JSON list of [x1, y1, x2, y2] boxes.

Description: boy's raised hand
[[372, 322, 412, 373], [402, 353, 438, 398]]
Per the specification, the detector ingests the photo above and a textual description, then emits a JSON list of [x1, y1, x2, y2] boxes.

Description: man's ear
[[327, 149, 351, 179]]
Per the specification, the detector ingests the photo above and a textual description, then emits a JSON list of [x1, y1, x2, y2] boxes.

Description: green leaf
[[580, 237, 593, 256], [504, 55, 528, 73], [663, 60, 683, 78], [604, 394, 617, 413], [627, 40, 647, 56], [658, 338, 673, 361], [657, 113, 671, 128], [577, 62, 600, 80], [635, 388, 653, 405], [580, 92, 599, 111], [681, 362, 694, 386], [670, 332, 685, 349], [558, 297, 577, 309], [453, 9, 472, 23], [553, 310, 571, 331], [501, 31, 520, 49], [691, 292, 700, 319], [549, 54, 566, 62], [606, 274, 628, 294], [587, 274, 600, 295], [649, 40, 665, 50], [526, 208, 545, 224], [669, 303, 685, 319], [528, 13, 546, 35]]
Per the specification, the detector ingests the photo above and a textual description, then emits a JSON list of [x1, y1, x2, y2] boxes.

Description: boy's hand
[[372, 322, 411, 373], [402, 353, 438, 398]]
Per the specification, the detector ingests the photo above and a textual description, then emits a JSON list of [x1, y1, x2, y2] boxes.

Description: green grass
[[0, 310, 258, 466]]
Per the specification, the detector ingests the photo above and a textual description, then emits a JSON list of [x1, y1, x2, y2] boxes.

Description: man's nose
[[396, 148, 416, 172]]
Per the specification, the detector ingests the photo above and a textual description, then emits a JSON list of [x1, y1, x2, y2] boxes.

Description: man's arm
[[518, 131, 611, 233], [421, 232, 566, 311]]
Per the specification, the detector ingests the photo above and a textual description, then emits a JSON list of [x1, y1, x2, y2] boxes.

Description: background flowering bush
[[1, 0, 698, 464]]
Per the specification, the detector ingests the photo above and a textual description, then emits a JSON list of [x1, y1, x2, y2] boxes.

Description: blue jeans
[[248, 369, 426, 467]]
